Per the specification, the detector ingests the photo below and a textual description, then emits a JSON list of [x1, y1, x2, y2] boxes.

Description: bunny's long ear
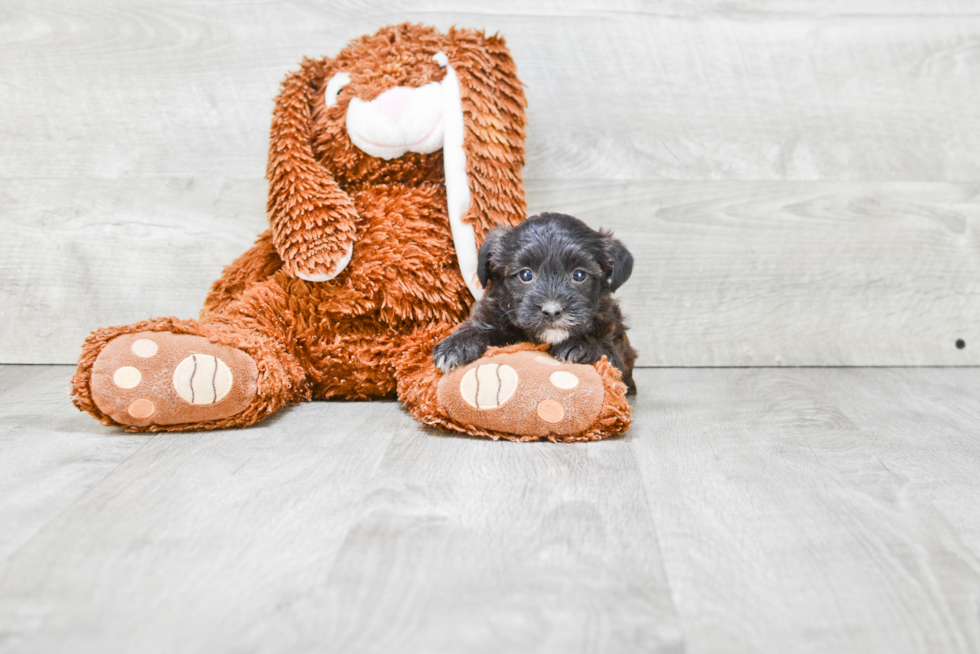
[[266, 59, 358, 282], [440, 30, 528, 299]]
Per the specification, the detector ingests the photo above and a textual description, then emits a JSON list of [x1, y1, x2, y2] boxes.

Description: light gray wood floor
[[1, 364, 978, 653]]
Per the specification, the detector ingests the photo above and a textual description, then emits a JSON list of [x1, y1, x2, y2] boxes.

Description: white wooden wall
[[3, 0, 979, 365]]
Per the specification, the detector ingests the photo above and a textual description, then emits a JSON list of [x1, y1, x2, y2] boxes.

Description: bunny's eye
[[572, 270, 587, 282], [518, 269, 533, 283], [325, 72, 351, 108]]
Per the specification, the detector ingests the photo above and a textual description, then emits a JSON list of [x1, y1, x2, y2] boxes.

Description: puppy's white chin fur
[[540, 328, 569, 345]]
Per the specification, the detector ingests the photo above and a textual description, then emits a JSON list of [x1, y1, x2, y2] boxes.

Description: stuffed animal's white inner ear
[[325, 72, 351, 108], [437, 52, 480, 301]]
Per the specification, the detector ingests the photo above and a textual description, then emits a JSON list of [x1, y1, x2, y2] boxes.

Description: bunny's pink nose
[[372, 86, 413, 122]]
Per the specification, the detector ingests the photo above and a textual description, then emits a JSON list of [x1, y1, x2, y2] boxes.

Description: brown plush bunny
[[71, 24, 631, 442]]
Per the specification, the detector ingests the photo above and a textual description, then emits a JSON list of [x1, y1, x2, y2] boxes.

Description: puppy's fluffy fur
[[433, 212, 637, 394]]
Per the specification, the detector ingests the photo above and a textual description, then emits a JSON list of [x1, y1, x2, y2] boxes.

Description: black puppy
[[433, 212, 637, 394]]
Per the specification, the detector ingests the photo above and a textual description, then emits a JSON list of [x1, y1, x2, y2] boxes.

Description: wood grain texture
[[631, 366, 980, 653], [3, 1, 980, 365], [3, 1, 979, 181], [530, 180, 980, 366], [0, 177, 267, 363], [0, 367, 149, 562], [0, 365, 682, 654], [3, 364, 980, 652], [4, 179, 977, 365]]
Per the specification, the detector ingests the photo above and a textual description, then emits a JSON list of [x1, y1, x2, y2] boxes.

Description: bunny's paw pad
[[89, 331, 257, 427], [437, 350, 604, 438]]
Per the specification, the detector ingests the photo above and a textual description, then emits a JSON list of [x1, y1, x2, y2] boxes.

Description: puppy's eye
[[518, 269, 534, 283], [572, 270, 587, 282]]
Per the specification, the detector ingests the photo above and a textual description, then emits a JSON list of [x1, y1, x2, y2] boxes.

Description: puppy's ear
[[601, 232, 634, 292], [477, 228, 509, 287]]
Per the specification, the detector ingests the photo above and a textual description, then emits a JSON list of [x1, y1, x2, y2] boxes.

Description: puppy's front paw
[[433, 332, 488, 373], [550, 338, 602, 365]]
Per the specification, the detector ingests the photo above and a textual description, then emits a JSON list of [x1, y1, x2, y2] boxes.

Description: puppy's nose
[[541, 301, 564, 321]]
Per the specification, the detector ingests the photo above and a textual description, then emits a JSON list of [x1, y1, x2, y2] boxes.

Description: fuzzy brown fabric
[[71, 24, 632, 440]]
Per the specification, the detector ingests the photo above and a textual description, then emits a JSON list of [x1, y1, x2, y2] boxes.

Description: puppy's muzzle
[[540, 301, 564, 322]]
